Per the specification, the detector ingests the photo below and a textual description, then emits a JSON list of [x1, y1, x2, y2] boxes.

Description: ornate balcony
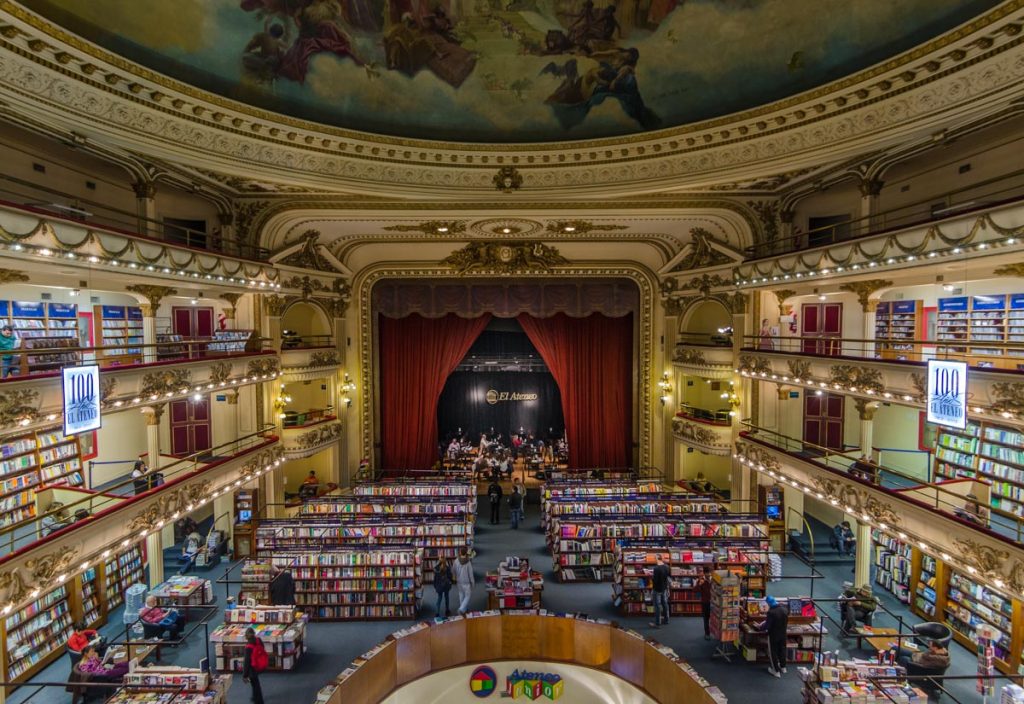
[[671, 415, 731, 456], [282, 419, 343, 459]]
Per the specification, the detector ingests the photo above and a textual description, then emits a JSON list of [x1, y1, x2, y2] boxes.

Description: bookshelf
[[552, 515, 767, 583], [0, 425, 83, 529], [76, 567, 103, 629], [104, 543, 145, 610], [936, 420, 1024, 517], [353, 480, 476, 500], [710, 570, 740, 644], [613, 540, 766, 616], [298, 496, 474, 518], [254, 550, 422, 621], [738, 596, 824, 664], [912, 552, 941, 620], [874, 300, 924, 361], [0, 584, 73, 683], [5, 301, 81, 375], [211, 606, 306, 671], [872, 530, 912, 603], [255, 517, 469, 582], [233, 488, 260, 558], [541, 480, 661, 530], [206, 330, 253, 355], [240, 561, 273, 604], [945, 567, 1015, 672], [93, 305, 145, 364], [937, 294, 1024, 370]]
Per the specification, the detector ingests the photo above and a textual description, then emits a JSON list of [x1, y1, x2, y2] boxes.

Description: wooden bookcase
[[248, 549, 422, 621], [874, 300, 924, 361], [935, 420, 1024, 518], [0, 425, 83, 530], [3, 301, 81, 375], [937, 294, 1024, 370], [93, 305, 144, 366], [233, 488, 261, 558], [102, 543, 145, 611], [0, 583, 73, 687]]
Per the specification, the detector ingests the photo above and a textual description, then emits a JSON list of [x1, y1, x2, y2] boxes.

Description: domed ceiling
[[23, 0, 1002, 143]]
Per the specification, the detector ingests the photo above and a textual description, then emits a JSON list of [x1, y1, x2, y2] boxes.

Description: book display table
[[485, 557, 544, 611]]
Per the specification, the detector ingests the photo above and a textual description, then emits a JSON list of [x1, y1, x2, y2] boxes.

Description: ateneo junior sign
[[62, 364, 102, 435], [485, 389, 539, 405], [926, 359, 967, 429]]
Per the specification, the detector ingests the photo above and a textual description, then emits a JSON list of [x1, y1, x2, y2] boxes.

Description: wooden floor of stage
[[469, 458, 567, 491]]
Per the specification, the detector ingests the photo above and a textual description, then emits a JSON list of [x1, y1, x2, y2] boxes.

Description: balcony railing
[[0, 425, 278, 558], [740, 423, 1024, 543], [677, 404, 732, 426], [745, 168, 1024, 259], [742, 334, 1024, 370], [281, 334, 335, 350], [0, 173, 271, 261], [282, 407, 336, 428], [0, 336, 273, 382]]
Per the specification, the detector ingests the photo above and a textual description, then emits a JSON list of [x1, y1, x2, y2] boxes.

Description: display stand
[[709, 570, 740, 661], [113, 668, 231, 704], [737, 596, 824, 664], [800, 658, 923, 703], [485, 557, 543, 610], [211, 606, 307, 671]]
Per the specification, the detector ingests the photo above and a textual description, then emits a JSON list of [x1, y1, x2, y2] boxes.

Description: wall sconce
[[274, 384, 292, 420], [657, 372, 672, 406], [720, 382, 740, 417], [341, 373, 356, 408]]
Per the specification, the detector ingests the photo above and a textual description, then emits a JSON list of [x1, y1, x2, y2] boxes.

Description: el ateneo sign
[[62, 364, 102, 435], [485, 389, 539, 405], [926, 359, 967, 429]]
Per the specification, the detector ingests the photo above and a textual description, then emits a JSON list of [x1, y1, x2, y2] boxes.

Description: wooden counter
[[327, 614, 721, 704]]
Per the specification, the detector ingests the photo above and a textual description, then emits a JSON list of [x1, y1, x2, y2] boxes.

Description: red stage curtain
[[517, 313, 632, 469], [379, 313, 491, 469]]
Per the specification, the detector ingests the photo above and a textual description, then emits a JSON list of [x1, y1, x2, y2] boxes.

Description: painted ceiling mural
[[23, 0, 1002, 143]]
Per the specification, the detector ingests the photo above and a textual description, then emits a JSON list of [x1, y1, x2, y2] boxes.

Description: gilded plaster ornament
[[0, 388, 39, 426], [441, 241, 568, 274]]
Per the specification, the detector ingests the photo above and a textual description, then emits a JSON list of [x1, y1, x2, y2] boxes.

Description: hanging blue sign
[[926, 359, 968, 429], [12, 301, 44, 317], [127, 307, 144, 320], [892, 300, 917, 314], [101, 305, 126, 319], [62, 365, 102, 436], [938, 297, 968, 313], [47, 302, 77, 318], [972, 295, 1006, 311]]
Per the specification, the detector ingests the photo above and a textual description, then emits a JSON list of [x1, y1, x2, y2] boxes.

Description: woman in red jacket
[[243, 627, 266, 704]]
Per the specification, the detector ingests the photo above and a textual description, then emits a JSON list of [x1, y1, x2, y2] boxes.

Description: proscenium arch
[[353, 265, 659, 471]]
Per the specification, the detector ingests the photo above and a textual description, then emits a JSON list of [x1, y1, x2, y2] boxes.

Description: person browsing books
[[269, 565, 296, 605], [487, 479, 503, 524], [77, 645, 130, 681], [697, 566, 712, 640], [761, 595, 789, 678], [648, 554, 670, 629], [433, 556, 453, 617], [243, 627, 267, 704]]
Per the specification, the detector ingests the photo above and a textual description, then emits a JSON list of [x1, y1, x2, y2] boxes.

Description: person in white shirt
[[450, 548, 475, 615]]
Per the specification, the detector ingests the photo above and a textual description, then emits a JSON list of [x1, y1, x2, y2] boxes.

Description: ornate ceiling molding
[[0, 1, 1021, 195], [441, 241, 569, 274]]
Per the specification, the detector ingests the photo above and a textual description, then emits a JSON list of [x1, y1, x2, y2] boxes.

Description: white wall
[[90, 408, 149, 487]]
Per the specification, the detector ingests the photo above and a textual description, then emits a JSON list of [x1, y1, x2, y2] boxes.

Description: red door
[[170, 396, 211, 456], [172, 307, 214, 358], [801, 302, 843, 355], [803, 392, 844, 451]]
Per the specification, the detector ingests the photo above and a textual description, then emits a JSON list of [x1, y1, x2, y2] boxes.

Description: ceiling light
[[437, 226, 448, 233]]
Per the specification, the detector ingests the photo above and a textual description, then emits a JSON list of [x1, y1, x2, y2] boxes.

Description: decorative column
[[858, 179, 884, 234], [854, 519, 872, 587], [728, 292, 753, 511], [132, 180, 157, 236], [262, 294, 287, 353], [661, 295, 683, 483], [838, 279, 892, 357], [853, 399, 878, 461], [779, 209, 796, 252], [146, 531, 164, 588], [219, 293, 243, 331], [144, 404, 165, 469], [126, 285, 177, 363]]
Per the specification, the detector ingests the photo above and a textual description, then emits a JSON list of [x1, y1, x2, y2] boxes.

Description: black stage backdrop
[[438, 371, 564, 441]]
